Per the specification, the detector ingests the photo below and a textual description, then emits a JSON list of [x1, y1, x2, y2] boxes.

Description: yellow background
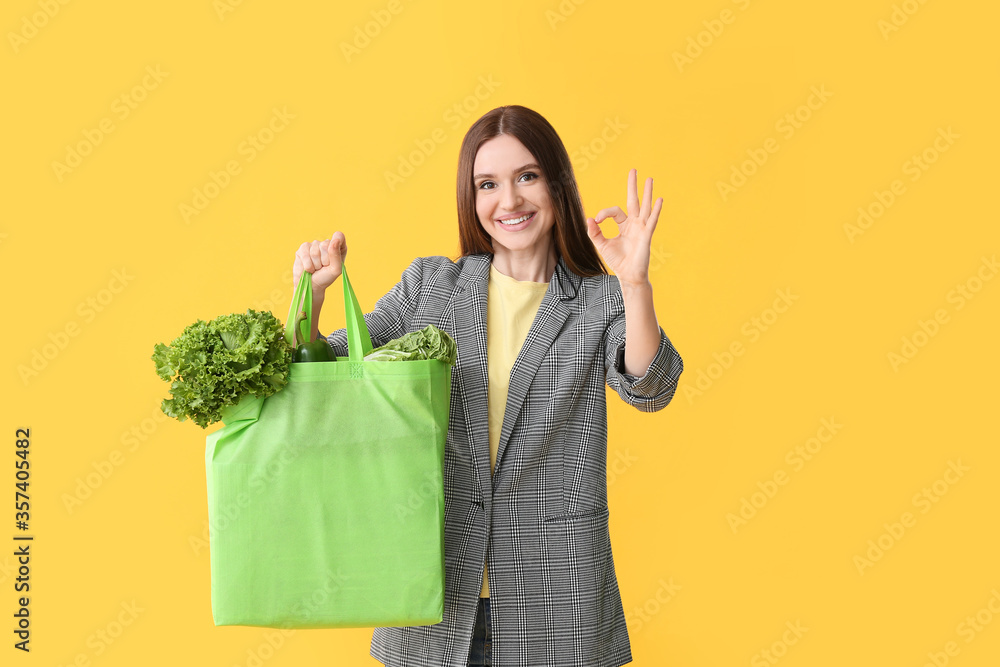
[[3, 0, 998, 665]]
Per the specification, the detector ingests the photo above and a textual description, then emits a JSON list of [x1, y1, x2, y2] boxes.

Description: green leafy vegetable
[[152, 309, 293, 428], [364, 324, 457, 365]]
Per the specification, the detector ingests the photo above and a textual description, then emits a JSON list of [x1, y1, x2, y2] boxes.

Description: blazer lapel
[[453, 254, 493, 508], [453, 254, 583, 500], [493, 255, 580, 477]]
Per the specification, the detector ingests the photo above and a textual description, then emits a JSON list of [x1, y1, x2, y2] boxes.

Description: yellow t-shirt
[[481, 263, 549, 598]]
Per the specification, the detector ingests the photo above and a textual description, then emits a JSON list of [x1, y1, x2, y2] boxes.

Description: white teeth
[[499, 213, 532, 225]]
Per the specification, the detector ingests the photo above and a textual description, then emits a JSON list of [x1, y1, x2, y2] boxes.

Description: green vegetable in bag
[[152, 309, 293, 428], [364, 324, 457, 365], [290, 308, 335, 363], [294, 341, 336, 362]]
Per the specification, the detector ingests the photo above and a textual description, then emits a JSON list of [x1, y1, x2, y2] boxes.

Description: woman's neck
[[491, 243, 558, 282]]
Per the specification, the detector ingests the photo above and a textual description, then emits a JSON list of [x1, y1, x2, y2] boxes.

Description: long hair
[[455, 105, 607, 278]]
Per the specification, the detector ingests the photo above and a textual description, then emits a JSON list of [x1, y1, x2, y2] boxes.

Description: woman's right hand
[[292, 232, 347, 295]]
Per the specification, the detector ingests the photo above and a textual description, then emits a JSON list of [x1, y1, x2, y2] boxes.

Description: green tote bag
[[205, 264, 450, 628]]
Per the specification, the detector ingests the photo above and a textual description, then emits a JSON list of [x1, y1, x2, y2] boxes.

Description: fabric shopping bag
[[205, 264, 450, 628]]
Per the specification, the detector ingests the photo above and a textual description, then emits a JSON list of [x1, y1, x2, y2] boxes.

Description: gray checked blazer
[[319, 252, 683, 667]]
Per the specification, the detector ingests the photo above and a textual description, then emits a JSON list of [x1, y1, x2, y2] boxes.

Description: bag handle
[[286, 264, 373, 362], [340, 264, 374, 361], [285, 268, 311, 349]]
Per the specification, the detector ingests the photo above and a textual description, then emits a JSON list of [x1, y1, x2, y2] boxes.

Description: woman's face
[[472, 134, 555, 258]]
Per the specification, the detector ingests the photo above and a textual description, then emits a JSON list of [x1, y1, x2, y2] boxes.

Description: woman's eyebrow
[[473, 163, 540, 179]]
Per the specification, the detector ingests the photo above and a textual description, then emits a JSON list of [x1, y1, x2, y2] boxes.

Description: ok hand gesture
[[586, 169, 664, 288]]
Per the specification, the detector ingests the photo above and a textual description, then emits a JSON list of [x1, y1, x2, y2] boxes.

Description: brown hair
[[455, 105, 607, 277]]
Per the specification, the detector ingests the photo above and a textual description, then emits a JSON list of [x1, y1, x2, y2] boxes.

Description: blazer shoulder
[[413, 253, 488, 284], [400, 254, 485, 305], [577, 271, 624, 313], [416, 254, 460, 273], [409, 254, 464, 287]]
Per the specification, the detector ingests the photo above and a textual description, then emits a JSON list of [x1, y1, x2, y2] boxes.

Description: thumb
[[326, 236, 337, 265], [332, 232, 347, 261]]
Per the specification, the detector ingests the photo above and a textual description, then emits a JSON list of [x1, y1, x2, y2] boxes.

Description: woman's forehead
[[474, 135, 535, 171]]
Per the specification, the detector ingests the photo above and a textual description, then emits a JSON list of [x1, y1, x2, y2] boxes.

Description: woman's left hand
[[586, 168, 664, 288]]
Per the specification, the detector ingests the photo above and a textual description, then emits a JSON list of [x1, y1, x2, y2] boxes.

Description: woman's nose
[[500, 181, 521, 209]]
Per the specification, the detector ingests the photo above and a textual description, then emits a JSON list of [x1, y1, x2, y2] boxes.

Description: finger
[[594, 206, 627, 224], [308, 239, 323, 270], [648, 197, 663, 233], [297, 242, 315, 272], [585, 217, 605, 246], [626, 169, 640, 218], [640, 177, 653, 221]]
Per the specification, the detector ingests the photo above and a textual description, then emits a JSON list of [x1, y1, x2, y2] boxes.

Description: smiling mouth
[[497, 212, 535, 226]]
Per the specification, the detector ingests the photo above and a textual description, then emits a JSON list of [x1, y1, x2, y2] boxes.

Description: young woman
[[292, 105, 683, 667]]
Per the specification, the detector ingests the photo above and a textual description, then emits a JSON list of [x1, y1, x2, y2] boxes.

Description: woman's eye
[[478, 173, 537, 190]]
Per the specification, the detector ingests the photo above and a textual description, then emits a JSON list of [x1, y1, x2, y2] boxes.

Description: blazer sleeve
[[603, 285, 684, 413], [317, 256, 424, 357]]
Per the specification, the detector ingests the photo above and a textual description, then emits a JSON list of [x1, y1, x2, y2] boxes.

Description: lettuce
[[364, 324, 457, 365], [152, 309, 293, 428]]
